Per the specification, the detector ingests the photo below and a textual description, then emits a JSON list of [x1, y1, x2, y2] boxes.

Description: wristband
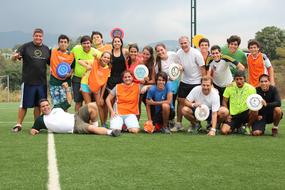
[[210, 128, 216, 132]]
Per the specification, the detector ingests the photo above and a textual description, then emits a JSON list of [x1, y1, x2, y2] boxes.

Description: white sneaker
[[170, 123, 184, 132]]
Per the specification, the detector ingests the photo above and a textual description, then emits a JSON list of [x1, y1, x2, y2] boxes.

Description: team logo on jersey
[[34, 49, 42, 57]]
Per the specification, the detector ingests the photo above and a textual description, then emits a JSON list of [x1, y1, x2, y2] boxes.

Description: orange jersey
[[50, 48, 74, 80], [97, 44, 112, 53], [248, 53, 268, 87], [115, 83, 140, 115], [88, 58, 111, 93]]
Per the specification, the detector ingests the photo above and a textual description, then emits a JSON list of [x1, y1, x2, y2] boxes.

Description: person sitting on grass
[[220, 71, 257, 135], [181, 76, 224, 136], [251, 74, 282, 137], [145, 72, 174, 134], [30, 82, 120, 137], [106, 70, 143, 134]]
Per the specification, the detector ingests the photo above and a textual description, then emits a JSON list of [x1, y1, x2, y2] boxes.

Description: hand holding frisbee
[[134, 65, 149, 81], [168, 63, 181, 80], [194, 104, 210, 121], [56, 62, 71, 78], [246, 94, 263, 111]]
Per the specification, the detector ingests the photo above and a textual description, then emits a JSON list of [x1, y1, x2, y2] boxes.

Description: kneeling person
[[182, 76, 222, 136], [252, 74, 282, 137], [221, 71, 257, 135], [30, 82, 120, 137], [146, 72, 174, 134]]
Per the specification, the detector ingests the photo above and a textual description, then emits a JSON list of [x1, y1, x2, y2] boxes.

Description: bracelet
[[210, 128, 216, 132]]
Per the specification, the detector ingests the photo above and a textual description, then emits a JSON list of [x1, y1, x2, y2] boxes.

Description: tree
[[255, 26, 285, 59]]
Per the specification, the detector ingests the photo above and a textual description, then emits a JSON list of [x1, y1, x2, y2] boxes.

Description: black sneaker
[[272, 127, 278, 137], [111, 129, 121, 137], [161, 127, 171, 134]]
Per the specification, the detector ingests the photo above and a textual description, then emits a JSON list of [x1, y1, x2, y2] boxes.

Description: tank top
[[107, 50, 126, 89]]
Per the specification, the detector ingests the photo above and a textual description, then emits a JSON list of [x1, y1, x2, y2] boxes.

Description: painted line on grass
[[0, 121, 33, 123], [48, 132, 61, 190]]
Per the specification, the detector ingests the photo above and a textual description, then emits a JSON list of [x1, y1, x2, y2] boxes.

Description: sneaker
[[244, 127, 251, 135], [170, 123, 185, 132], [12, 124, 22, 133], [188, 123, 201, 134], [161, 127, 171, 134], [122, 124, 128, 132], [111, 129, 121, 137], [272, 127, 278, 137]]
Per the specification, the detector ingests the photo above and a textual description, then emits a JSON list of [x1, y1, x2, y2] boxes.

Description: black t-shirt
[[256, 85, 281, 114], [18, 42, 50, 85]]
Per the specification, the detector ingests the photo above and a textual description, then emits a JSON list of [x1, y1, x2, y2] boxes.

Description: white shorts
[[110, 114, 140, 130]]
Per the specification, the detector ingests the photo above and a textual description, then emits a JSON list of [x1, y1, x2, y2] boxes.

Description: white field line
[[48, 132, 61, 190]]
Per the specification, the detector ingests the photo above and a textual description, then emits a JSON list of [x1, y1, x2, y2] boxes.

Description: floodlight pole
[[191, 0, 197, 47]]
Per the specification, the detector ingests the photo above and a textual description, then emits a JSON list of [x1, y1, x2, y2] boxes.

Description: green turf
[[0, 102, 285, 190]]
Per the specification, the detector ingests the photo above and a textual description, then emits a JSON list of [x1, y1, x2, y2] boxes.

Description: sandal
[[12, 124, 22, 132]]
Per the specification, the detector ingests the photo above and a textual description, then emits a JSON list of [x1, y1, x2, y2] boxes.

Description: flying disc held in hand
[[246, 94, 263, 111], [56, 62, 71, 78], [134, 65, 149, 81], [194, 104, 210, 121], [168, 63, 181, 80]]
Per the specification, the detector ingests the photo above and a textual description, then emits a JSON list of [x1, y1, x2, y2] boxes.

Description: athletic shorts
[[213, 83, 225, 105], [153, 109, 175, 125], [110, 114, 140, 130], [20, 83, 47, 108], [74, 104, 90, 134], [177, 82, 200, 99], [72, 76, 83, 103], [252, 110, 283, 132], [81, 84, 90, 93], [50, 85, 70, 105], [228, 110, 249, 130]]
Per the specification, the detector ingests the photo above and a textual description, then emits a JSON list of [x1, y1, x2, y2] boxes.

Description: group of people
[[11, 28, 282, 137]]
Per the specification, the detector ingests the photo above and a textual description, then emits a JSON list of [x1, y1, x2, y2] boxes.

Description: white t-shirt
[[186, 86, 220, 112], [155, 51, 179, 77], [177, 47, 205, 84], [210, 59, 233, 87], [43, 108, 75, 133]]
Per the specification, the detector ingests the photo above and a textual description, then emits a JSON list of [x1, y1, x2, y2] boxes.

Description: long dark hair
[[143, 46, 154, 79], [155, 43, 166, 73], [127, 44, 139, 68]]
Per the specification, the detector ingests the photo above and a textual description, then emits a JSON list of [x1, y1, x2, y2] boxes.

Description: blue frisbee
[[56, 62, 71, 78]]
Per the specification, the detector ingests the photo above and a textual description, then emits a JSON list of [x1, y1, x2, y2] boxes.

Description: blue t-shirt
[[146, 82, 174, 113]]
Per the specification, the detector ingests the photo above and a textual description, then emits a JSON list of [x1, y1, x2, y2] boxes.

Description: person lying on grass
[[30, 82, 120, 137]]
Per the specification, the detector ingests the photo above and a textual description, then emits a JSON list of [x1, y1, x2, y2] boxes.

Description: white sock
[[273, 125, 278, 129], [107, 130, 112, 135]]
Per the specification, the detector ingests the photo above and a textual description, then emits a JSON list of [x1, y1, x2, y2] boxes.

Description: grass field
[[1, 102, 285, 190]]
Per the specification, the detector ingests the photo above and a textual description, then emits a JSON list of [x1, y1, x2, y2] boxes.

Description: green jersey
[[223, 82, 256, 115]]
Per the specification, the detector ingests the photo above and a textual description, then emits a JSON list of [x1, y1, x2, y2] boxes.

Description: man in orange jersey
[[247, 39, 275, 87], [49, 34, 74, 110], [91, 31, 112, 53]]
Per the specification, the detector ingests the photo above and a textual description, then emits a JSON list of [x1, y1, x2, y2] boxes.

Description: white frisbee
[[194, 104, 210, 121], [246, 94, 263, 111], [168, 63, 181, 80], [134, 65, 149, 81]]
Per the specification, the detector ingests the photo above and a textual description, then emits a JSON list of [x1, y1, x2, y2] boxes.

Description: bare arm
[[78, 60, 92, 70], [236, 62, 245, 71], [106, 93, 116, 118], [222, 97, 228, 108], [268, 67, 275, 86], [146, 104, 152, 121], [207, 111, 218, 136], [62, 82, 72, 105], [200, 66, 206, 77]]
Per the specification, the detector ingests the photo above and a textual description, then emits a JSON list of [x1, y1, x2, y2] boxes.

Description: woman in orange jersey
[[88, 51, 111, 128], [106, 70, 143, 133]]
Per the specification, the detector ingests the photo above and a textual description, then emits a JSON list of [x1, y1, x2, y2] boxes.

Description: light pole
[[191, 0, 197, 47]]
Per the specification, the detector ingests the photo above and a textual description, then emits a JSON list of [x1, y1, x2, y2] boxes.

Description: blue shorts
[[20, 83, 47, 108], [81, 84, 90, 93]]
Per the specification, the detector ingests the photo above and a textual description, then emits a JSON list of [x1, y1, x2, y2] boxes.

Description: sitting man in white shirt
[[30, 82, 120, 137]]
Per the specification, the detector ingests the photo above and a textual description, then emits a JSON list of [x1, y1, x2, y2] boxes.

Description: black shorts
[[228, 110, 249, 130], [20, 83, 47, 108], [153, 109, 175, 125], [177, 82, 199, 99], [213, 83, 225, 105], [72, 76, 83, 103], [252, 109, 283, 132]]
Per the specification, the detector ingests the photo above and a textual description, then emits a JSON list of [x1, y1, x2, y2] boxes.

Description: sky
[[0, 0, 284, 48]]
